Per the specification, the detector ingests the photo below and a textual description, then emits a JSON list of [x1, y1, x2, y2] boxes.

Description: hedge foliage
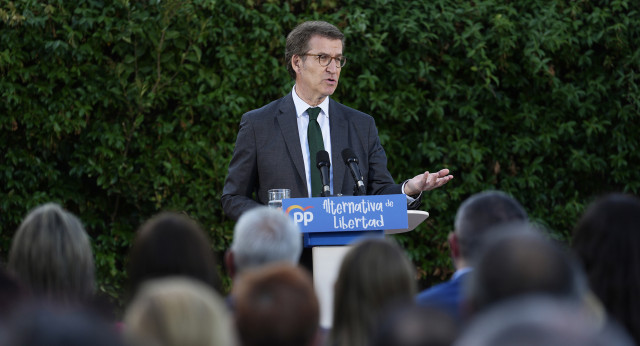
[[2, 0, 639, 302]]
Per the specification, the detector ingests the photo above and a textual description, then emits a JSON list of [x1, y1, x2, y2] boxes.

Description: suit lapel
[[277, 94, 308, 195], [329, 99, 348, 195]]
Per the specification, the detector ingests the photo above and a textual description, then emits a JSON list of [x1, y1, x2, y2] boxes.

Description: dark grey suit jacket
[[221, 93, 420, 221]]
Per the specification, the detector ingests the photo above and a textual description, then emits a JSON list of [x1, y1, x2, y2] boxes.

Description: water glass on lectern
[[268, 189, 290, 209]]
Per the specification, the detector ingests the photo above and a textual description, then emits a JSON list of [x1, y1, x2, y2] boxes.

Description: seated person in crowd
[[416, 190, 528, 321], [0, 267, 26, 322], [8, 203, 95, 306], [465, 223, 590, 316], [371, 305, 458, 346], [572, 193, 640, 344], [225, 206, 302, 280], [233, 264, 319, 346], [125, 277, 235, 346], [456, 296, 634, 346], [330, 238, 416, 346], [6, 305, 125, 346], [127, 212, 221, 300]]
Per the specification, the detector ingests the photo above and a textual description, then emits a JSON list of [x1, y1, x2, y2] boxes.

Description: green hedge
[[2, 0, 639, 303]]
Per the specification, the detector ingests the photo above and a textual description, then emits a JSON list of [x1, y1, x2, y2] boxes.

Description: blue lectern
[[283, 194, 429, 328]]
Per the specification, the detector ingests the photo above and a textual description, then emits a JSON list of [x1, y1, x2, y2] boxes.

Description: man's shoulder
[[242, 94, 293, 121], [417, 278, 462, 301], [417, 269, 473, 300], [329, 98, 375, 123]]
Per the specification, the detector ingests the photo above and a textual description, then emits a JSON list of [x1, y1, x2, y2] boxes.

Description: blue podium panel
[[302, 230, 384, 247], [283, 194, 407, 247]]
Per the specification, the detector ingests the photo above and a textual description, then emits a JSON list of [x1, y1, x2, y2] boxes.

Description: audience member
[[329, 237, 416, 346], [125, 276, 235, 346], [233, 264, 319, 346], [8, 203, 95, 305], [6, 304, 125, 346], [225, 206, 302, 279], [572, 193, 640, 343], [127, 212, 221, 300], [0, 267, 26, 321], [371, 304, 458, 346], [455, 296, 634, 346], [466, 224, 587, 315], [416, 190, 527, 321]]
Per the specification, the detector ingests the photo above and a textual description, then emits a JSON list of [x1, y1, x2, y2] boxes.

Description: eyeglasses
[[302, 53, 347, 68]]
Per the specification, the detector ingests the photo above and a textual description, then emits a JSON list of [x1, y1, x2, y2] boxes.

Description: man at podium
[[221, 20, 452, 221]]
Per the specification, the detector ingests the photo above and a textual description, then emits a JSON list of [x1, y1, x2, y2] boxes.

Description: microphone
[[316, 150, 331, 197], [341, 148, 366, 195]]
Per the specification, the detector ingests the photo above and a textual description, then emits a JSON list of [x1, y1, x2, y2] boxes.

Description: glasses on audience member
[[302, 53, 347, 68]]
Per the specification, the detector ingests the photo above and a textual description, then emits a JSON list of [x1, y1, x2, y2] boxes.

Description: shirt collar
[[291, 85, 330, 118], [452, 267, 473, 280]]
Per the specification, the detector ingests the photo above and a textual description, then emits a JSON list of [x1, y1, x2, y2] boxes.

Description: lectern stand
[[283, 195, 429, 329]]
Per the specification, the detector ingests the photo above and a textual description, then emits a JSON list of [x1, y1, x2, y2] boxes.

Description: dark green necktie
[[307, 107, 324, 197]]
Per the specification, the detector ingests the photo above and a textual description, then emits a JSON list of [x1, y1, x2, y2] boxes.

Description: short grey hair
[[285, 20, 345, 80], [231, 207, 301, 274], [8, 203, 95, 303]]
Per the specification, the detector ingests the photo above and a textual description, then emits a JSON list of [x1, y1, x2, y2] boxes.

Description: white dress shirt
[[292, 86, 333, 197]]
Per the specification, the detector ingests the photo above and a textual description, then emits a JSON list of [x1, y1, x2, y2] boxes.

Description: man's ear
[[224, 250, 235, 279], [292, 55, 302, 73], [448, 232, 460, 259]]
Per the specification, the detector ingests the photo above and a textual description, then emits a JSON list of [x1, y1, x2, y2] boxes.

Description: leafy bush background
[[2, 0, 638, 304]]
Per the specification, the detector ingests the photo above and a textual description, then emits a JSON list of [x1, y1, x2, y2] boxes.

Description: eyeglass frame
[[300, 53, 347, 68]]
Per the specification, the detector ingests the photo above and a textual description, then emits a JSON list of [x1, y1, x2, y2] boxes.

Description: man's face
[[293, 35, 343, 105]]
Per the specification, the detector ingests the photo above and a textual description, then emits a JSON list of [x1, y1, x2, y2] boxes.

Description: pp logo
[[285, 205, 314, 226]]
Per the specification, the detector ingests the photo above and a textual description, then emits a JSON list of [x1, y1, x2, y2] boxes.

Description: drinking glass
[[268, 189, 290, 209]]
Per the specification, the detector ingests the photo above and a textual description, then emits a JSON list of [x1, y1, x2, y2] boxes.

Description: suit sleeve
[[221, 114, 262, 221]]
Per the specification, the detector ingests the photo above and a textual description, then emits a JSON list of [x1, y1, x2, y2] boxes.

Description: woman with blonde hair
[[125, 277, 236, 346]]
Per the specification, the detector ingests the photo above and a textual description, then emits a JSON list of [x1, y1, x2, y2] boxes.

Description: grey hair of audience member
[[466, 223, 588, 314], [455, 296, 634, 346], [8, 203, 95, 304], [231, 207, 302, 274], [454, 190, 528, 261], [125, 277, 236, 346]]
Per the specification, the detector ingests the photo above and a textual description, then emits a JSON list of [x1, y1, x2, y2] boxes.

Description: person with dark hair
[[329, 238, 416, 346], [371, 305, 458, 346], [221, 20, 452, 221], [466, 224, 587, 314], [572, 193, 640, 344], [127, 212, 221, 299], [416, 191, 527, 321], [233, 264, 319, 346], [8, 203, 95, 306]]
